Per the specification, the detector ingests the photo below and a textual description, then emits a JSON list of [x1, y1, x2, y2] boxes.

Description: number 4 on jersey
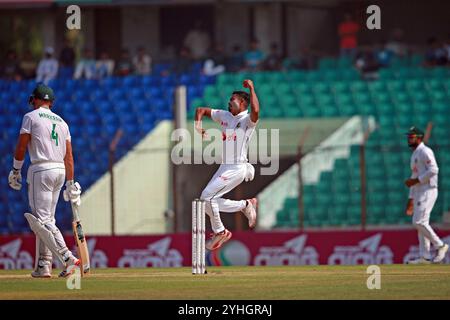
[[51, 123, 59, 146]]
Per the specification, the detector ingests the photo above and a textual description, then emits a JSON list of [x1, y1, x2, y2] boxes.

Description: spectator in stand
[[172, 46, 193, 75], [202, 44, 226, 76], [375, 40, 394, 68], [244, 39, 265, 71], [20, 50, 37, 80], [386, 28, 408, 57], [2, 50, 21, 81], [226, 45, 245, 72], [264, 43, 282, 71], [133, 46, 152, 75], [96, 52, 115, 79], [59, 39, 76, 79], [73, 48, 96, 79], [211, 44, 227, 67], [115, 49, 133, 76], [183, 20, 211, 61], [424, 37, 448, 67], [338, 13, 360, 58], [446, 34, 450, 65], [283, 47, 316, 71], [160, 45, 176, 62], [355, 49, 380, 81], [36, 47, 58, 84]]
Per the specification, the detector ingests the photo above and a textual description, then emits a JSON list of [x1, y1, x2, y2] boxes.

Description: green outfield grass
[[0, 265, 449, 300]]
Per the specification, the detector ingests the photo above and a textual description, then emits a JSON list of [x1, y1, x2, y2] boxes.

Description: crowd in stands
[[0, 43, 153, 84], [1, 16, 449, 84], [338, 14, 450, 80]]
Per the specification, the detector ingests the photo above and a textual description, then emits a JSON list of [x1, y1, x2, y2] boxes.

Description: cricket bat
[[71, 202, 90, 276]]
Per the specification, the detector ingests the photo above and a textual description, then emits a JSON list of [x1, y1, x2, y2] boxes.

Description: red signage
[[1, 230, 449, 269]]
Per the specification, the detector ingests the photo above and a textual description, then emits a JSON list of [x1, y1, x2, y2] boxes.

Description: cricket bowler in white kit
[[404, 127, 448, 264], [195, 79, 259, 251], [8, 84, 83, 278]]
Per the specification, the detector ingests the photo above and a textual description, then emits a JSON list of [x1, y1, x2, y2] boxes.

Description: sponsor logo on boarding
[[0, 239, 33, 269], [208, 240, 251, 266], [117, 237, 183, 268], [253, 235, 319, 266], [77, 238, 108, 269], [328, 233, 393, 265], [86, 238, 108, 268]]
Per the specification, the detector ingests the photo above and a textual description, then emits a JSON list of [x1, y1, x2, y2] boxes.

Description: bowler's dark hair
[[232, 91, 250, 106]]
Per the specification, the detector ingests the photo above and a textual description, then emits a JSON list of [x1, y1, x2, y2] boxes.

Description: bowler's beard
[[408, 142, 418, 149]]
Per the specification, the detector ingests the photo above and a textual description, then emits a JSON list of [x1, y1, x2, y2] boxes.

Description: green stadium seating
[[305, 72, 322, 82], [357, 103, 376, 115], [372, 92, 391, 104], [258, 83, 274, 96], [335, 92, 352, 104], [312, 83, 330, 94], [412, 102, 429, 114], [283, 106, 302, 117], [339, 104, 357, 116], [286, 71, 306, 82], [367, 81, 386, 92], [341, 69, 360, 81], [277, 83, 292, 94], [320, 105, 338, 117], [302, 106, 321, 117], [329, 206, 347, 226], [303, 193, 315, 207], [353, 92, 371, 104], [336, 57, 353, 69], [319, 57, 336, 69], [316, 94, 334, 106], [316, 193, 333, 206], [331, 81, 349, 93]]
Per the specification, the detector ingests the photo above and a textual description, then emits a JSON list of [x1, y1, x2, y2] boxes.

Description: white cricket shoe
[[31, 261, 52, 278], [433, 244, 449, 263], [406, 257, 432, 264], [205, 229, 232, 251], [242, 198, 257, 229], [58, 256, 81, 278]]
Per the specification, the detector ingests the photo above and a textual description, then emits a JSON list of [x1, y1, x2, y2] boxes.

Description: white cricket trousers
[[200, 164, 247, 234], [412, 188, 444, 259], [27, 162, 69, 265]]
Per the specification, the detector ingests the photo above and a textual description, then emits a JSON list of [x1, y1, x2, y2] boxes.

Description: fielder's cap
[[405, 126, 424, 137], [45, 46, 54, 55], [31, 84, 55, 101]]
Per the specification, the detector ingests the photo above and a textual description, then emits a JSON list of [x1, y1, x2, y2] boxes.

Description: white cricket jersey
[[409, 142, 439, 199], [211, 109, 257, 164], [20, 107, 71, 164]]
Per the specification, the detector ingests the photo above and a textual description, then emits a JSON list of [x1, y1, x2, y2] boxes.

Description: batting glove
[[8, 169, 22, 191], [63, 180, 82, 206]]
